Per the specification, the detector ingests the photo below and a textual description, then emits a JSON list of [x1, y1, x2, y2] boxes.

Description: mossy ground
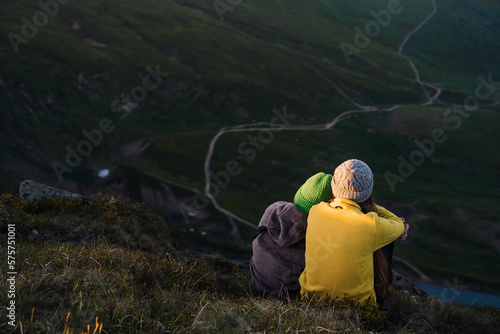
[[1, 195, 499, 333]]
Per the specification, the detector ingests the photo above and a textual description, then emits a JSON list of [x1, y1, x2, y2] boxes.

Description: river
[[417, 283, 500, 309]]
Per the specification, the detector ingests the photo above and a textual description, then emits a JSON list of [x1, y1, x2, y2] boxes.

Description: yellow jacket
[[299, 198, 404, 303]]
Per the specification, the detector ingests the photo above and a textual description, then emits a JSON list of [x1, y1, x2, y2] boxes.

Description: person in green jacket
[[298, 159, 407, 304]]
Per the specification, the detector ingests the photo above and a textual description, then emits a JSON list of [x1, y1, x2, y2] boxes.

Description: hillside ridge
[[1, 188, 500, 333]]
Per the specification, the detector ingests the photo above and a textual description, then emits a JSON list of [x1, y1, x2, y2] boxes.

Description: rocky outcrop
[[391, 270, 428, 297], [19, 180, 83, 200]]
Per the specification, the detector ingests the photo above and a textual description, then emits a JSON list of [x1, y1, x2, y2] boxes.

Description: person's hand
[[399, 217, 409, 240]]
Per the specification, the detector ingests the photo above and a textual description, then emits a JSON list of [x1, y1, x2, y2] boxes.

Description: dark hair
[[358, 193, 389, 303]]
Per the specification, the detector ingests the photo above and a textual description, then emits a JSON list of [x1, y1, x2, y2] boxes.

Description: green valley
[[1, 0, 499, 297]]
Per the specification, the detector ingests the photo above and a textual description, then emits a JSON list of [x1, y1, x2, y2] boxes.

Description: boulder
[[19, 180, 83, 200]]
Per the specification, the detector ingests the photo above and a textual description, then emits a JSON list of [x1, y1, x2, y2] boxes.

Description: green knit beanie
[[294, 172, 334, 214]]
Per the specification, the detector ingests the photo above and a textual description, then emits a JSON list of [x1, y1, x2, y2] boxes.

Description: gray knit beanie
[[331, 159, 373, 203]]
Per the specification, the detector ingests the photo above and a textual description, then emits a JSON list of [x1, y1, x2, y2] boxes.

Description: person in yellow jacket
[[298, 159, 406, 304]]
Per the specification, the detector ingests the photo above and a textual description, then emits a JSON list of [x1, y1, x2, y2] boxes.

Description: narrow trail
[[394, 256, 431, 282], [400, 53, 442, 106], [203, 0, 442, 238], [398, 0, 441, 105], [301, 61, 374, 110], [397, 0, 438, 55], [203, 105, 399, 239]]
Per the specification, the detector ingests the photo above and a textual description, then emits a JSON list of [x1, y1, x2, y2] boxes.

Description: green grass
[[1, 195, 500, 333]]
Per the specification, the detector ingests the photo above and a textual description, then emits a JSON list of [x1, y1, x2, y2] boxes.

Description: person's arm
[[376, 205, 410, 240], [373, 205, 405, 249], [376, 205, 400, 220]]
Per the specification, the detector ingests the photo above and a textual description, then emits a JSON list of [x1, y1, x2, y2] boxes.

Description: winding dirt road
[[202, 104, 399, 239], [203, 0, 441, 238], [397, 0, 438, 55], [398, 0, 441, 105]]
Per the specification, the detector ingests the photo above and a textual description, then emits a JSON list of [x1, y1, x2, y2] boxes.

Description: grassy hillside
[[1, 195, 499, 333], [1, 0, 500, 295]]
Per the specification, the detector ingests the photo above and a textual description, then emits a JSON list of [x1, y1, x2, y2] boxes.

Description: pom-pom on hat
[[331, 159, 373, 203], [294, 172, 333, 214]]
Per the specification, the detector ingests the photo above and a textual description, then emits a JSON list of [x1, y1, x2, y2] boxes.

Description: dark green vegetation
[[1, 195, 500, 333], [1, 0, 500, 296]]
